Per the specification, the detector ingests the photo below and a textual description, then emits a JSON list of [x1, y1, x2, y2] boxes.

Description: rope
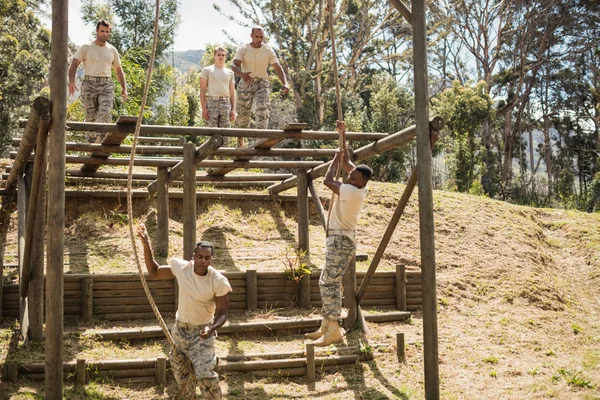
[[125, 0, 175, 348], [326, 0, 346, 232]]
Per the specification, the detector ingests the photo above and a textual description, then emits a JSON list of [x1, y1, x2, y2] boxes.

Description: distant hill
[[164, 49, 205, 72]]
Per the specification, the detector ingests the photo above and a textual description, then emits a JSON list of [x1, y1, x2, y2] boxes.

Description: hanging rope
[[326, 0, 346, 232], [125, 0, 175, 348]]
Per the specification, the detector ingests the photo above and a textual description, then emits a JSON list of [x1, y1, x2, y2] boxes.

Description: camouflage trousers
[[80, 79, 114, 143], [205, 98, 231, 128], [236, 78, 271, 131], [319, 235, 355, 321], [170, 323, 222, 399]]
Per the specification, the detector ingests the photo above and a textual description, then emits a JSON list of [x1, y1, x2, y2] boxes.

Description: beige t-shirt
[[328, 183, 368, 232], [170, 259, 232, 326], [73, 42, 121, 77], [200, 65, 235, 98], [233, 43, 279, 79]]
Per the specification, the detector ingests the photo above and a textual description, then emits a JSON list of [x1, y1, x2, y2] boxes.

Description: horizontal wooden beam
[[59, 190, 316, 201], [62, 177, 272, 189], [19, 120, 388, 140], [60, 170, 293, 181]]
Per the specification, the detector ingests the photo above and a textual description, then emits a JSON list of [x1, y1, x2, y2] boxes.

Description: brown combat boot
[[304, 318, 329, 340], [312, 318, 345, 347]]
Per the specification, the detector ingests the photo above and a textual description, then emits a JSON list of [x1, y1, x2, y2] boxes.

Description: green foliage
[[432, 81, 493, 193], [282, 247, 310, 284], [571, 323, 583, 335], [483, 355, 499, 364], [553, 367, 595, 388]]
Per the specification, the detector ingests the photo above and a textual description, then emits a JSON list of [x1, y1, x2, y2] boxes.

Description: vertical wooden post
[[308, 181, 327, 232], [397, 332, 405, 361], [156, 167, 169, 258], [306, 342, 315, 383], [6, 362, 18, 382], [396, 265, 407, 311], [342, 253, 357, 329], [413, 0, 439, 397], [17, 164, 32, 339], [246, 269, 257, 311], [0, 196, 17, 325], [46, 0, 68, 397], [81, 277, 93, 321], [156, 357, 167, 386], [183, 142, 196, 260], [76, 358, 86, 385], [29, 119, 49, 341], [297, 169, 309, 257], [299, 271, 311, 310]]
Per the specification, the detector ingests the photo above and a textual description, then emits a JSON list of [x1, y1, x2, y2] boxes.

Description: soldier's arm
[[229, 78, 237, 121], [201, 294, 229, 338], [68, 59, 81, 95], [232, 59, 252, 84], [272, 62, 289, 95], [136, 223, 175, 280], [324, 150, 342, 195], [200, 77, 209, 120], [114, 64, 128, 102]]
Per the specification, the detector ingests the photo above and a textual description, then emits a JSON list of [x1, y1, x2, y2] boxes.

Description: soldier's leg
[[319, 236, 355, 321], [254, 80, 271, 130], [217, 101, 231, 128], [187, 333, 221, 399], [235, 80, 256, 147], [205, 99, 220, 127], [80, 81, 100, 143], [170, 325, 199, 399], [198, 377, 222, 399], [95, 81, 115, 143]]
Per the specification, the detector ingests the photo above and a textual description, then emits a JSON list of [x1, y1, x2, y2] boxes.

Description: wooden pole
[[5, 97, 50, 192], [156, 167, 169, 257], [76, 359, 86, 385], [81, 277, 93, 321], [396, 265, 407, 311], [28, 117, 50, 341], [156, 357, 167, 386], [342, 254, 357, 329], [147, 134, 223, 194], [20, 115, 50, 299], [182, 143, 196, 260], [46, 0, 68, 397], [0, 196, 17, 324], [308, 181, 327, 231], [299, 271, 311, 310], [413, 0, 439, 397], [246, 269, 257, 311], [356, 168, 418, 304], [64, 169, 293, 181], [306, 343, 315, 383], [297, 170, 309, 257], [397, 332, 405, 361], [17, 166, 31, 339]]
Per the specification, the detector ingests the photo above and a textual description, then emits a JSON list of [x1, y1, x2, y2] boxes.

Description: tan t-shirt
[[170, 259, 232, 326], [200, 65, 235, 98], [233, 43, 279, 79], [328, 183, 368, 232], [73, 42, 121, 77]]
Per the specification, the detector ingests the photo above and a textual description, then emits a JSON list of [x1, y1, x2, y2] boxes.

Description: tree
[[0, 0, 50, 155]]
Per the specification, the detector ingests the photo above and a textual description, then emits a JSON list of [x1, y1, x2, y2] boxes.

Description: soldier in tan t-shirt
[[137, 223, 231, 399], [232, 26, 289, 139], [200, 47, 237, 139], [68, 20, 127, 143]]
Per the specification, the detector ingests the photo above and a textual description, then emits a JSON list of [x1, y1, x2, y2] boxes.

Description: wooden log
[[64, 169, 293, 181], [361, 291, 396, 299], [257, 277, 286, 285], [156, 357, 167, 386], [47, 2, 68, 395], [299, 272, 311, 310], [93, 295, 174, 306], [95, 304, 176, 314], [306, 343, 315, 383], [357, 271, 397, 278], [360, 298, 396, 306], [297, 169, 309, 259], [5, 97, 50, 192], [406, 298, 423, 305], [156, 167, 169, 257], [246, 268, 257, 311], [183, 143, 196, 262], [397, 265, 407, 311], [17, 167, 31, 339], [81, 277, 93, 321], [29, 120, 388, 140], [397, 332, 405, 361], [356, 168, 417, 305], [76, 359, 86, 385], [342, 254, 357, 329], [147, 135, 223, 194], [308, 181, 327, 231], [0, 196, 17, 324], [363, 311, 410, 323], [217, 358, 306, 372], [58, 190, 311, 202], [91, 368, 157, 378], [93, 280, 174, 290], [405, 284, 422, 291], [93, 288, 174, 298], [6, 362, 18, 382], [406, 291, 423, 298], [80, 118, 136, 173]]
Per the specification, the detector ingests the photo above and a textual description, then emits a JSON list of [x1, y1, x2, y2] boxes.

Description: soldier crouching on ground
[[137, 223, 231, 399]]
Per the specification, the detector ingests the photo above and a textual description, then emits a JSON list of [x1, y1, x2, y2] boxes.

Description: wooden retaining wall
[[1, 266, 422, 320]]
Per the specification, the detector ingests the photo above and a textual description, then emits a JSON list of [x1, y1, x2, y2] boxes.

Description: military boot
[[304, 318, 329, 340], [313, 318, 345, 347]]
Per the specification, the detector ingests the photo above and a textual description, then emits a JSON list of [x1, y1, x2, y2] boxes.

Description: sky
[[62, 1, 250, 51]]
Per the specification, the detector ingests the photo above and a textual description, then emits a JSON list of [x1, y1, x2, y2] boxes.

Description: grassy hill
[[1, 179, 599, 399], [163, 49, 205, 72]]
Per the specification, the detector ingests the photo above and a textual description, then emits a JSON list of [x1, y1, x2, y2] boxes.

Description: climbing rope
[[125, 0, 175, 348], [326, 0, 346, 232]]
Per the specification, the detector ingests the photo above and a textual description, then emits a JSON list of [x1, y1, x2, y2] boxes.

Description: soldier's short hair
[[355, 164, 373, 181], [213, 46, 227, 55], [195, 241, 214, 255], [96, 20, 111, 30], [251, 25, 264, 34]]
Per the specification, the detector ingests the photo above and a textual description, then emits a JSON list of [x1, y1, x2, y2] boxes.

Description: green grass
[[483, 356, 499, 364], [553, 367, 595, 388]]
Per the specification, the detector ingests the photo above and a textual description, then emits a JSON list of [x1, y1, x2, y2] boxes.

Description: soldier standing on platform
[[200, 47, 238, 144], [68, 20, 127, 143], [232, 26, 289, 145]]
